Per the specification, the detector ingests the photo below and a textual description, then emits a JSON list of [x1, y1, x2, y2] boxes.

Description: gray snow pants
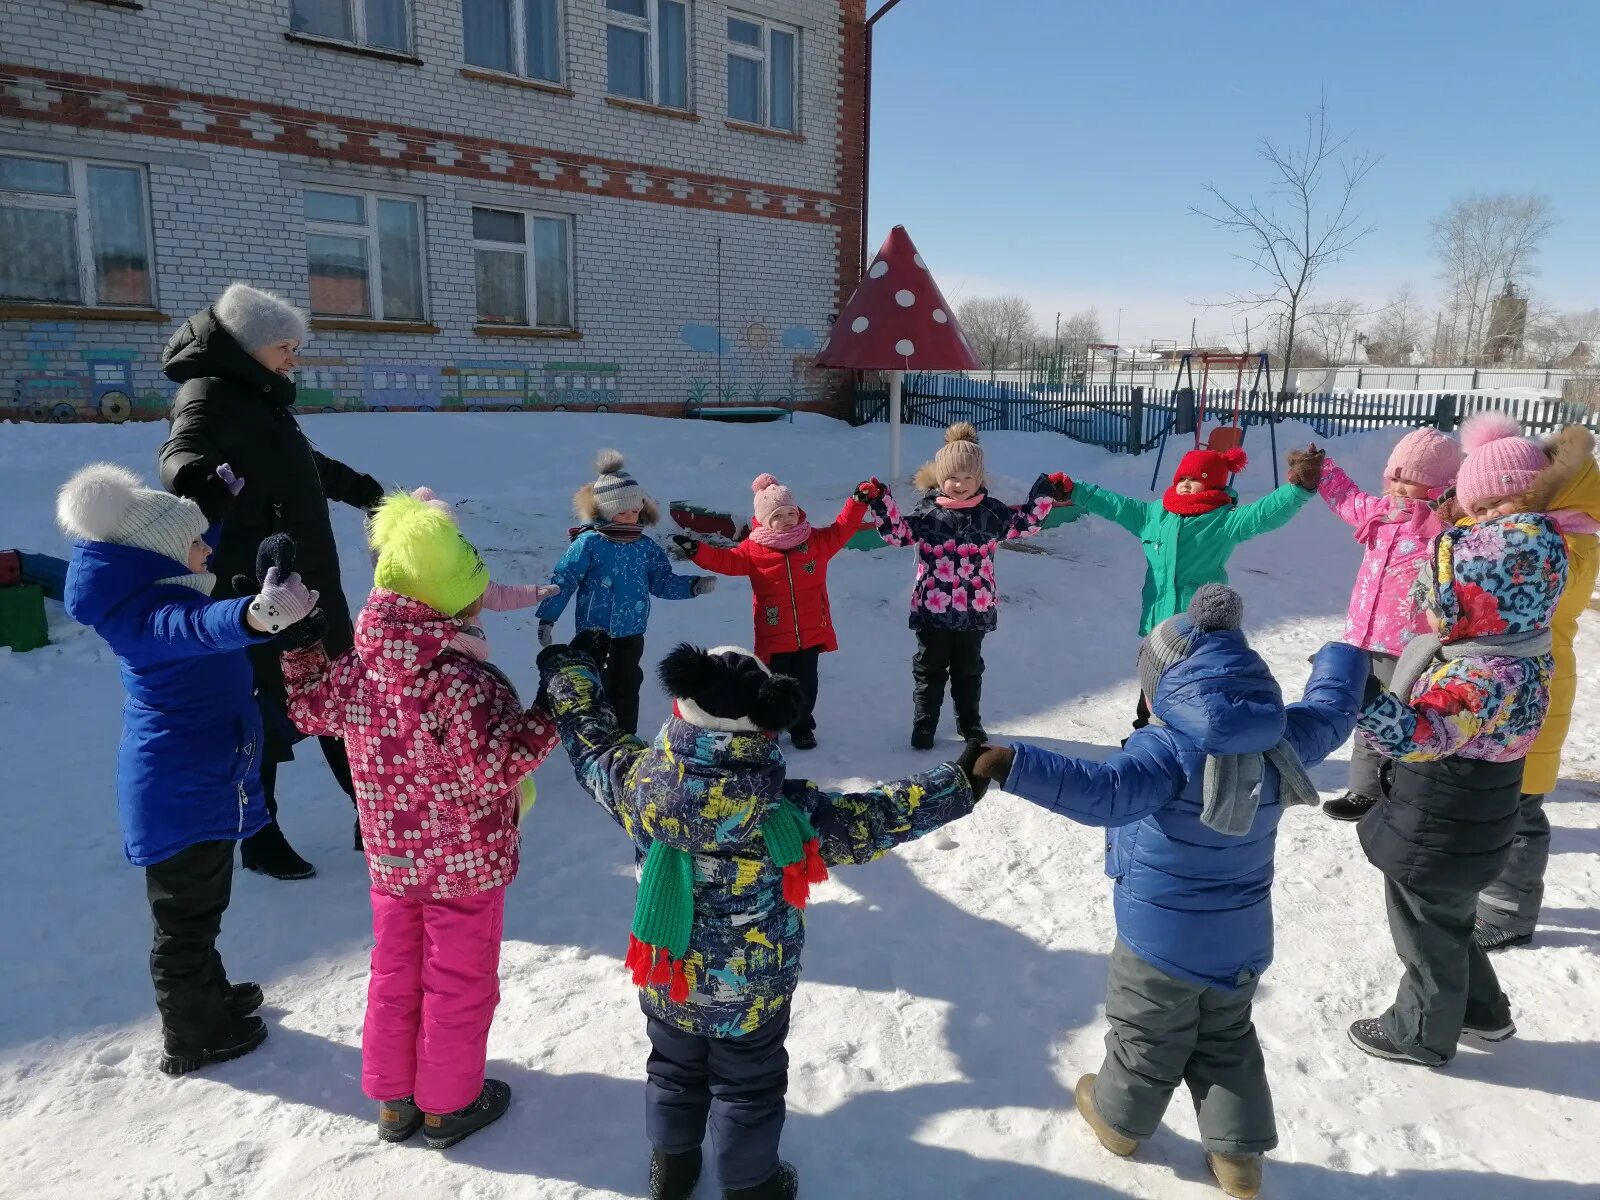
[[1381, 877, 1512, 1065], [1476, 791, 1550, 939], [1346, 651, 1398, 800], [1093, 939, 1277, 1155]]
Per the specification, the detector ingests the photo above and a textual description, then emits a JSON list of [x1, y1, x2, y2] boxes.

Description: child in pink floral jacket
[[1316, 428, 1461, 821], [283, 491, 557, 1150]]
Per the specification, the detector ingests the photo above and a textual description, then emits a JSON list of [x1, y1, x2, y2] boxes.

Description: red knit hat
[[1173, 447, 1247, 491]]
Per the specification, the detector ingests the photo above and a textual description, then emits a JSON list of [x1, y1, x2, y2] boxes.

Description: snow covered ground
[[2, 412, 1597, 1200]]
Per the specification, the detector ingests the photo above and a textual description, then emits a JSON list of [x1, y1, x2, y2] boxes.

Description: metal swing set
[[1148, 351, 1279, 489]]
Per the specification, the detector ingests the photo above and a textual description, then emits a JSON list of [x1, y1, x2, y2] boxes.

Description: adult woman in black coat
[[159, 283, 383, 879]]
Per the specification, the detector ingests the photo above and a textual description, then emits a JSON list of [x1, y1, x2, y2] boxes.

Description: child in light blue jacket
[[537, 450, 714, 732]]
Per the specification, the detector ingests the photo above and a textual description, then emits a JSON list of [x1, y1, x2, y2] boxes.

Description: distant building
[[1483, 282, 1529, 364], [1, 1, 867, 420]]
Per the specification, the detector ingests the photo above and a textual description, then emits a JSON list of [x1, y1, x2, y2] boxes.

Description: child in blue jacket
[[965, 585, 1366, 1200], [536, 450, 715, 733], [59, 464, 320, 1076]]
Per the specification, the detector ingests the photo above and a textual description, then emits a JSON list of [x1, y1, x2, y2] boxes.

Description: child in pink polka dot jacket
[[282, 490, 558, 1150]]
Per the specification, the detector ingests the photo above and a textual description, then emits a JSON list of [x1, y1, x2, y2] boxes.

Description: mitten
[[571, 628, 611, 667], [691, 576, 717, 596], [276, 608, 328, 652], [232, 532, 299, 597], [959, 742, 1014, 799], [247, 568, 319, 634], [669, 534, 701, 561], [215, 463, 245, 497], [1048, 471, 1074, 501], [537, 619, 555, 649], [1286, 444, 1326, 491], [852, 477, 885, 504], [1027, 472, 1067, 503], [174, 462, 238, 523]]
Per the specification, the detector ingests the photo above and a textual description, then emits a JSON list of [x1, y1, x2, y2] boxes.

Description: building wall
[[1, 0, 864, 421]]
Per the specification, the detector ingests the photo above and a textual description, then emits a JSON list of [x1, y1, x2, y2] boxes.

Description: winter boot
[[240, 820, 316, 880], [1461, 1000, 1516, 1043], [723, 1161, 798, 1200], [789, 729, 818, 751], [1473, 918, 1532, 952], [159, 1014, 268, 1076], [378, 1096, 424, 1143], [422, 1078, 512, 1149], [1074, 1074, 1138, 1157], [1347, 1018, 1440, 1067], [1322, 791, 1379, 822], [1206, 1151, 1263, 1199], [225, 981, 263, 1018], [910, 724, 936, 751], [649, 1146, 703, 1200]]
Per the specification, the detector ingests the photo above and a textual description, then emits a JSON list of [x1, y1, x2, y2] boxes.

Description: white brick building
[[0, 0, 866, 422]]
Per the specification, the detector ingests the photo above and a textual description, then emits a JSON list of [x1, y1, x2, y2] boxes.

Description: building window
[[726, 14, 797, 131], [291, 0, 412, 53], [0, 153, 154, 307], [303, 188, 426, 321], [605, 0, 690, 109], [471, 206, 572, 328], [463, 0, 563, 82]]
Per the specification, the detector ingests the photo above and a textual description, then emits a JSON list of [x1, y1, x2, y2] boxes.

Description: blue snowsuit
[[535, 528, 699, 637], [64, 538, 270, 866]]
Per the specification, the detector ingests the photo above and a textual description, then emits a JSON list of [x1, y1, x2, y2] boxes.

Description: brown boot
[[1206, 1151, 1263, 1199], [1074, 1074, 1138, 1157]]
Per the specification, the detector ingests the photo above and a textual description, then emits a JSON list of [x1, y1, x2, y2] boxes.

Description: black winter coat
[[1358, 755, 1524, 893], [158, 308, 381, 727]]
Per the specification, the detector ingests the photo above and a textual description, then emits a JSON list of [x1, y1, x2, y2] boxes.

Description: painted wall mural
[[3, 325, 166, 424], [679, 320, 819, 409]]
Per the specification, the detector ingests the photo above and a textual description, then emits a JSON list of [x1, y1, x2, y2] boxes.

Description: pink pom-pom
[[1460, 411, 1523, 454], [751, 472, 780, 493]]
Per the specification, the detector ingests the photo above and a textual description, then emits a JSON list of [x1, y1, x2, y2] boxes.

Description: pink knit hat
[[1455, 412, 1549, 515], [751, 473, 798, 526], [1385, 427, 1462, 492]]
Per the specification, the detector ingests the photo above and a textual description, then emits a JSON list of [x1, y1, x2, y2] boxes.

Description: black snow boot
[[1322, 792, 1379, 822], [240, 820, 316, 880], [1346, 1018, 1439, 1067], [423, 1079, 512, 1149], [789, 730, 818, 750], [910, 724, 936, 751], [724, 1161, 798, 1200], [1461, 1002, 1516, 1043], [378, 1096, 424, 1143], [159, 1014, 268, 1076], [1473, 918, 1532, 952], [649, 1147, 703, 1200], [225, 981, 263, 1017]]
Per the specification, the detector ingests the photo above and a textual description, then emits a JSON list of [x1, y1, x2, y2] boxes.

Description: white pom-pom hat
[[57, 463, 208, 567]]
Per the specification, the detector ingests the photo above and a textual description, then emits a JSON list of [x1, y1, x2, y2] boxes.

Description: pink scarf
[[449, 623, 491, 662], [1548, 507, 1600, 536], [747, 520, 813, 550], [934, 492, 985, 509], [1353, 496, 1436, 545]]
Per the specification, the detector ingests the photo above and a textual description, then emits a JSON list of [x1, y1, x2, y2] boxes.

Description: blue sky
[[866, 0, 1600, 349]]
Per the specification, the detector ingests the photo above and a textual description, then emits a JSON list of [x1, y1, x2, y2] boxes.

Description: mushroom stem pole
[[888, 369, 904, 487]]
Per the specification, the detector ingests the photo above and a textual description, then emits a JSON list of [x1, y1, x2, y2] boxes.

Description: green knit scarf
[[625, 797, 829, 1003]]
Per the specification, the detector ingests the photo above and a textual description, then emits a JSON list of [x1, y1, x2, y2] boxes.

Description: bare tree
[[1525, 307, 1600, 368], [956, 294, 1038, 373], [1430, 193, 1556, 363], [1059, 307, 1104, 355], [1192, 99, 1377, 397], [1366, 283, 1429, 366], [1303, 297, 1368, 364]]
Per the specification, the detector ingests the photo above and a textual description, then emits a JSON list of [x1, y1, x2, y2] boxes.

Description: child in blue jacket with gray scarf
[[964, 585, 1366, 1200]]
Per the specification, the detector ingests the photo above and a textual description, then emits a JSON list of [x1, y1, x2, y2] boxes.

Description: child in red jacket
[[670, 474, 866, 749]]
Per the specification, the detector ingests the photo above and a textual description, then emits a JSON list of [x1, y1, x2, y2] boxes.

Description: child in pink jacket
[[283, 491, 558, 1149], [1316, 427, 1461, 821]]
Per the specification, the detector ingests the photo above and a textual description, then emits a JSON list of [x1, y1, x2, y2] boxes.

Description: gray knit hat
[[1137, 584, 1245, 703], [57, 463, 209, 568], [589, 449, 647, 519], [214, 282, 308, 352]]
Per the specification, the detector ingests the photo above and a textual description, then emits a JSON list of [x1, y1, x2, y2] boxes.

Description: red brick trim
[[0, 62, 847, 226], [829, 0, 869, 419]]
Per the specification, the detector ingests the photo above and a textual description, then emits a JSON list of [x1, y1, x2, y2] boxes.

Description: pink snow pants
[[362, 885, 506, 1115]]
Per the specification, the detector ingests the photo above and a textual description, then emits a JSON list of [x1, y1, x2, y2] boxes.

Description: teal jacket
[[1072, 482, 1312, 634]]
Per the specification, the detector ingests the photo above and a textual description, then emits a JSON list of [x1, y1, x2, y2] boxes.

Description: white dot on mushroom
[[868, 260, 888, 279], [851, 316, 870, 333], [932, 309, 948, 323], [913, 254, 925, 268], [896, 339, 915, 356], [895, 290, 915, 307]]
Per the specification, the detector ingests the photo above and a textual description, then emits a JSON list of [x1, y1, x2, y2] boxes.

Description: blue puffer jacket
[[1005, 637, 1366, 990], [64, 540, 270, 866], [536, 529, 701, 638]]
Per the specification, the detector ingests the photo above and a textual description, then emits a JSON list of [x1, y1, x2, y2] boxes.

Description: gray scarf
[[1386, 626, 1553, 706], [1147, 714, 1320, 836]]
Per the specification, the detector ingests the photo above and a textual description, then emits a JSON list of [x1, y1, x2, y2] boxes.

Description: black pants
[[766, 647, 821, 736], [599, 633, 647, 735], [146, 840, 236, 1048], [645, 1008, 790, 1191], [912, 629, 985, 737]]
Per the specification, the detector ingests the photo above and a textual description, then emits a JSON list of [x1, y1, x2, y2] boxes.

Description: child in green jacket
[[1058, 443, 1325, 729]]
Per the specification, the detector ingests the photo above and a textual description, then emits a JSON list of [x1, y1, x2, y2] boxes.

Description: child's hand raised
[[853, 477, 886, 503], [669, 534, 701, 560], [1286, 444, 1326, 491]]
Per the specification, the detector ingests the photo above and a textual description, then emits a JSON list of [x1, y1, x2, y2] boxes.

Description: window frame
[[302, 185, 429, 323], [463, 0, 566, 84], [289, 0, 414, 54], [0, 151, 158, 309], [469, 203, 576, 330], [604, 0, 693, 111], [725, 11, 799, 131]]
